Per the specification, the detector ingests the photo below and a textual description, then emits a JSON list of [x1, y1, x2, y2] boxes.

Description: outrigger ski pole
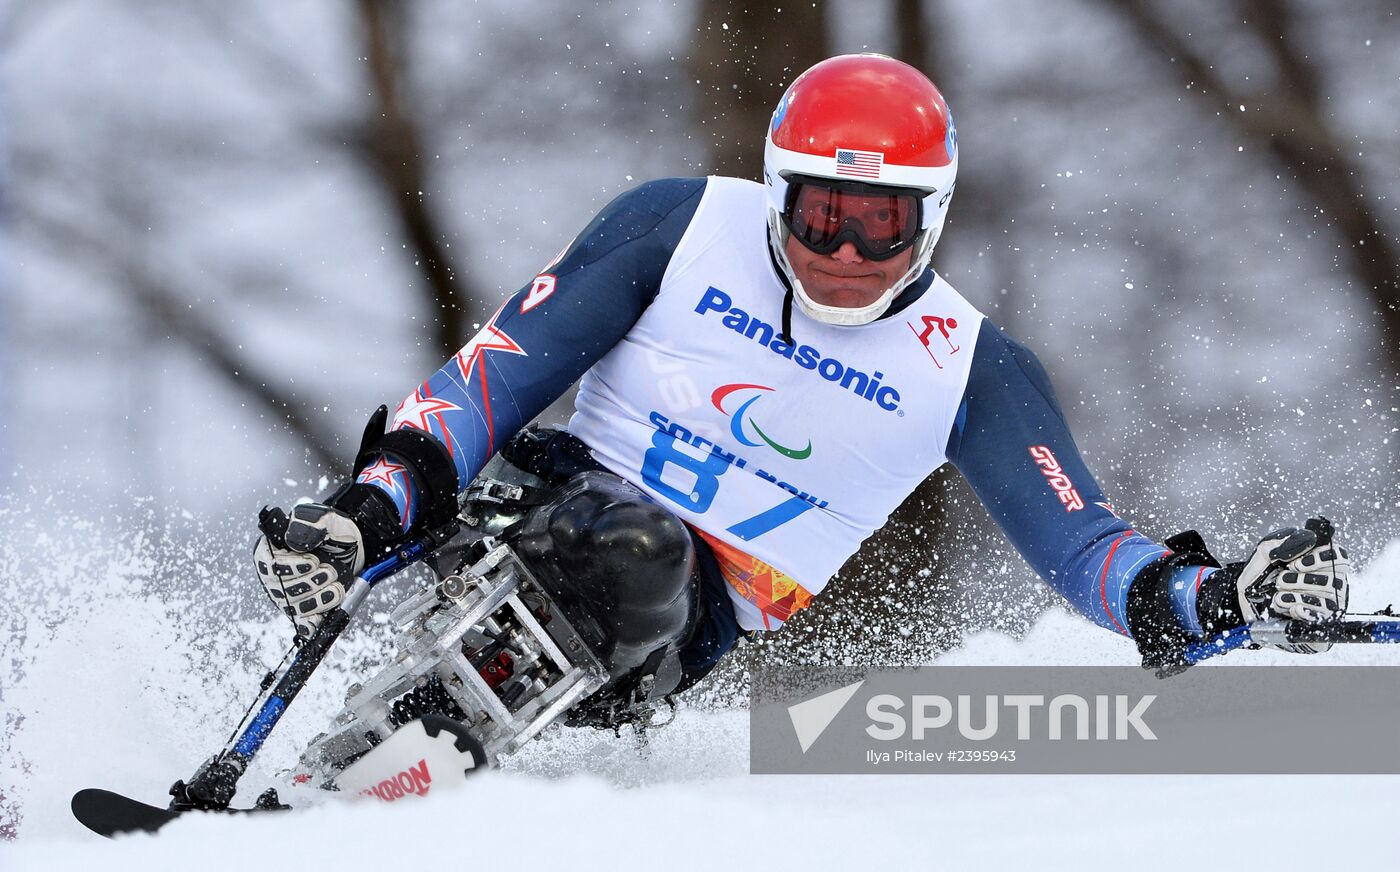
[[72, 508, 458, 836], [170, 539, 439, 811], [1165, 608, 1400, 675]]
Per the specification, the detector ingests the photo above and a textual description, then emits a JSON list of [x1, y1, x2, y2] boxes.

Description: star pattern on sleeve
[[358, 456, 409, 496], [392, 388, 463, 433]]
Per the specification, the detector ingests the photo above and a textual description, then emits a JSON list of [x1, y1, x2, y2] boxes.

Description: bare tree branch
[[1101, 0, 1400, 381], [1241, 0, 1320, 105], [140, 1, 482, 363], [895, 0, 930, 71], [19, 207, 344, 470], [690, 0, 831, 179], [132, 281, 346, 472], [355, 0, 476, 362]]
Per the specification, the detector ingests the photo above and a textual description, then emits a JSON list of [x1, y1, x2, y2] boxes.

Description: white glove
[[1230, 518, 1350, 654], [254, 503, 368, 640]]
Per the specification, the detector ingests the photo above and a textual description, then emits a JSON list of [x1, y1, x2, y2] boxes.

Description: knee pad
[[510, 471, 697, 681]]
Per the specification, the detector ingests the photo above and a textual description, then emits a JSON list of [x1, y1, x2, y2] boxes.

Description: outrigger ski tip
[[71, 789, 179, 838], [70, 787, 287, 838], [71, 714, 489, 838]]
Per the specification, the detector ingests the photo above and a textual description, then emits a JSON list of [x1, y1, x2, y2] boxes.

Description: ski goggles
[[781, 176, 924, 261]]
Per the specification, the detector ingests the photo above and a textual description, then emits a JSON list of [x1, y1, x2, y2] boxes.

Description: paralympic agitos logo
[[712, 383, 813, 460]]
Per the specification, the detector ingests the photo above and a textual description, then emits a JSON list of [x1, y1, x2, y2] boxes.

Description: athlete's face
[[784, 234, 914, 310]]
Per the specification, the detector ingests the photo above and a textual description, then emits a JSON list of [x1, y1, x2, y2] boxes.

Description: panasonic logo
[[694, 287, 902, 413]]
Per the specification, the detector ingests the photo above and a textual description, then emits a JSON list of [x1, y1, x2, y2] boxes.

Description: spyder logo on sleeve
[[1029, 445, 1084, 512]]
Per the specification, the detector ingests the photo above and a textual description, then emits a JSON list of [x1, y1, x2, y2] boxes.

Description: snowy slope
[[4, 529, 1400, 870]]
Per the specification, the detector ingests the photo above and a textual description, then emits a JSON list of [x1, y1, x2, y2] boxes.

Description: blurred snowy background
[[2, 0, 1399, 842]]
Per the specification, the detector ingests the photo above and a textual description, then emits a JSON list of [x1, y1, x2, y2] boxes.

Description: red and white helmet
[[765, 54, 958, 326]]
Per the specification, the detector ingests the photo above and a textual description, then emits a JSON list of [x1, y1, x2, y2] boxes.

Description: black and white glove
[[254, 484, 404, 640], [252, 405, 465, 640], [254, 504, 365, 639], [1127, 517, 1351, 673], [1203, 517, 1350, 654]]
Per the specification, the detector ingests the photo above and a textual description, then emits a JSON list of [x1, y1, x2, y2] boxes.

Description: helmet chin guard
[[794, 283, 896, 326], [763, 54, 957, 328], [769, 208, 940, 326]]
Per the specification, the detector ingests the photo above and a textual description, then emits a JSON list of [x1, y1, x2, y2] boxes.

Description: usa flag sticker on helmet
[[834, 148, 882, 179]]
